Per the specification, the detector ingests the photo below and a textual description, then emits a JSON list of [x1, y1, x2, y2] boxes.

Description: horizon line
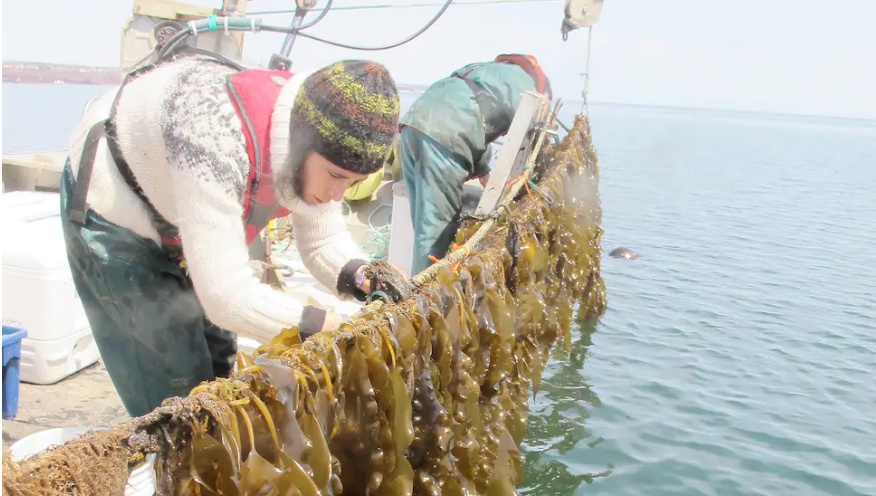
[[3, 60, 874, 122]]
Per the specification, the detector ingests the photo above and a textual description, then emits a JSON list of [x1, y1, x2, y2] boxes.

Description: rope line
[[360, 203, 394, 259], [581, 25, 593, 116]]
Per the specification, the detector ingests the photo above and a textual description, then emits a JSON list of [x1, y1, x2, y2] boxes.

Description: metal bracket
[[473, 91, 548, 218], [278, 11, 306, 57], [263, 266, 285, 289], [268, 53, 293, 71]]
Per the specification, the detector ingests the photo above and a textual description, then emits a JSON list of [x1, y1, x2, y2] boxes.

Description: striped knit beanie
[[291, 60, 399, 175]]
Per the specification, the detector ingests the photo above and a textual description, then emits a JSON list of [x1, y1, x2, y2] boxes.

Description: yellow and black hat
[[292, 60, 400, 175]]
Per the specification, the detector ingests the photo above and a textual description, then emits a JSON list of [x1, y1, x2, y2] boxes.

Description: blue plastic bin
[[3, 325, 28, 420]]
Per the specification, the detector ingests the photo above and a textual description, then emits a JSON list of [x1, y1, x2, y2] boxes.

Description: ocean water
[[520, 105, 876, 496], [2, 84, 117, 154], [4, 83, 876, 495]]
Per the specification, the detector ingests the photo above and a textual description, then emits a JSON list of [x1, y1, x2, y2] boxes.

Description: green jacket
[[400, 62, 536, 177]]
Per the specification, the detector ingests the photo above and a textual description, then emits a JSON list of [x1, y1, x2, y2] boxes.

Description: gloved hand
[[362, 261, 412, 303]]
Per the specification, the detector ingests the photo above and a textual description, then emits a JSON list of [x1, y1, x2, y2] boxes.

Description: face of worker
[[300, 151, 369, 205]]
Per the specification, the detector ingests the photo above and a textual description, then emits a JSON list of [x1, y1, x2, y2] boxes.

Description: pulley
[[151, 20, 187, 51], [561, 0, 604, 40], [296, 0, 318, 12]]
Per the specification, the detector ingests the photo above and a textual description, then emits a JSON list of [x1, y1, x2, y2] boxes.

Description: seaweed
[[2, 114, 606, 496]]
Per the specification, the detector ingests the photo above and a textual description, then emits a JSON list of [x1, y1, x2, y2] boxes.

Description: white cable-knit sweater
[[67, 56, 368, 344]]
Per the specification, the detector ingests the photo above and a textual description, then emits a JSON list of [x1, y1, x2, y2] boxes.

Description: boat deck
[[2, 151, 68, 193]]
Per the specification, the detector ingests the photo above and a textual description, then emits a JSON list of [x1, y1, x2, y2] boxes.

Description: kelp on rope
[[2, 114, 606, 496]]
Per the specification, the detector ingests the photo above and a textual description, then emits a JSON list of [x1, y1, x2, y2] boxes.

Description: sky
[[3, 0, 876, 119]]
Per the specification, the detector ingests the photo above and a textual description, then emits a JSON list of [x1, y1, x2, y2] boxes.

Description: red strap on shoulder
[[226, 69, 293, 220], [495, 54, 547, 95]]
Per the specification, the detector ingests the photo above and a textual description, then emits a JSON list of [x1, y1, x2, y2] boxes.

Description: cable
[[557, 118, 571, 133], [132, 0, 564, 67], [580, 25, 593, 115], [279, 14, 305, 56], [260, 0, 454, 51], [360, 203, 394, 260], [158, 17, 265, 58], [279, 0, 335, 56], [297, 0, 334, 30], [158, 29, 200, 58], [158, 0, 453, 57], [124, 49, 158, 72], [248, 0, 558, 15]]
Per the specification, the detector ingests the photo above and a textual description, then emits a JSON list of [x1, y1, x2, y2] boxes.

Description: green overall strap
[[68, 47, 246, 232], [68, 119, 107, 225], [451, 62, 508, 144], [451, 62, 489, 101]]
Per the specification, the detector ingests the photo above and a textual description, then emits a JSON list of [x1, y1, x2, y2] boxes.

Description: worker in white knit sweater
[[59, 53, 407, 416]]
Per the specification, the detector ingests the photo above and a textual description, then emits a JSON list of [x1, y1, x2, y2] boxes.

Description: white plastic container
[[2, 213, 92, 343], [1, 191, 98, 384], [9, 425, 157, 496], [387, 181, 414, 277], [19, 326, 101, 385]]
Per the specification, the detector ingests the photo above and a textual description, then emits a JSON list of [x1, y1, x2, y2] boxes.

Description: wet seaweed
[[2, 114, 606, 496]]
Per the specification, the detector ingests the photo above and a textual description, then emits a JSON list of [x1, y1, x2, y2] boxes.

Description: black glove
[[364, 261, 412, 303]]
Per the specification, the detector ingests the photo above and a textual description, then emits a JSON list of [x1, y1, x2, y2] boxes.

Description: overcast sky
[[3, 0, 875, 119]]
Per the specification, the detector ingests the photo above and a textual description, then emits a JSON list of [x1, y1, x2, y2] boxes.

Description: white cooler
[[1, 191, 100, 384]]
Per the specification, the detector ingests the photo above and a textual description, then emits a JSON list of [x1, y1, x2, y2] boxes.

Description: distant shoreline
[[3, 62, 121, 85], [4, 61, 873, 122]]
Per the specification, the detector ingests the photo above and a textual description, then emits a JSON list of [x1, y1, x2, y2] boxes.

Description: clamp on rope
[[532, 120, 557, 134], [494, 203, 512, 219], [462, 202, 510, 222], [206, 14, 219, 32], [449, 243, 472, 273], [460, 171, 527, 223], [366, 290, 390, 305], [507, 170, 535, 200], [506, 172, 527, 188], [428, 253, 463, 274], [188, 20, 200, 37], [526, 180, 553, 205], [461, 212, 490, 222], [224, 17, 229, 34]]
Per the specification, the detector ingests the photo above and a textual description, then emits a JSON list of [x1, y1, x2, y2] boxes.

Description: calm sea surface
[[4, 83, 876, 495]]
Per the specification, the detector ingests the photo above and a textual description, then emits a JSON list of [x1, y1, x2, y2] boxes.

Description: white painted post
[[473, 91, 547, 217], [387, 181, 415, 276]]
